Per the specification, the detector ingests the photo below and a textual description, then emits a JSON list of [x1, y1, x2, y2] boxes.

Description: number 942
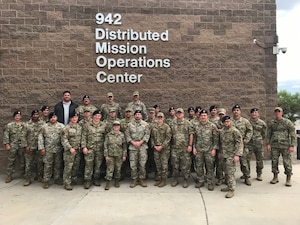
[[95, 13, 122, 25]]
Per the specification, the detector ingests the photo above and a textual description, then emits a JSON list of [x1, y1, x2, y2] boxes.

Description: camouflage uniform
[[150, 122, 172, 181], [76, 105, 97, 121], [127, 101, 148, 120], [100, 102, 123, 121], [3, 121, 26, 178], [170, 119, 194, 180], [267, 118, 296, 176], [104, 117, 121, 133], [38, 122, 65, 183], [247, 118, 267, 176], [61, 122, 82, 185], [219, 125, 243, 191], [125, 120, 150, 180], [81, 121, 107, 183], [232, 117, 253, 178], [21, 118, 45, 181], [193, 120, 218, 185], [120, 117, 134, 133], [104, 130, 127, 181]]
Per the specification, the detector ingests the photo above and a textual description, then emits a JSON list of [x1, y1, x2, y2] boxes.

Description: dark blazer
[[54, 101, 78, 125]]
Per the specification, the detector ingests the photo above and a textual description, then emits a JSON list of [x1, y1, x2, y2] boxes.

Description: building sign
[[94, 13, 171, 83]]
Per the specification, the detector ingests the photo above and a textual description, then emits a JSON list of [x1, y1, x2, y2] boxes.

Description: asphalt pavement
[[0, 160, 300, 225]]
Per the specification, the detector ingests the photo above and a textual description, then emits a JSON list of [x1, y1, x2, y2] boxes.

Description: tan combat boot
[[130, 179, 137, 188], [207, 183, 214, 191], [270, 173, 279, 184], [171, 177, 178, 187], [182, 179, 189, 188], [105, 180, 110, 190], [84, 180, 91, 189], [285, 175, 292, 187], [158, 178, 167, 188], [43, 182, 49, 189], [221, 187, 230, 192], [5, 175, 12, 183], [64, 183, 73, 191], [195, 181, 204, 188], [115, 179, 120, 188], [225, 191, 234, 198], [154, 179, 161, 186], [139, 179, 147, 187], [23, 177, 31, 186], [256, 173, 263, 181]]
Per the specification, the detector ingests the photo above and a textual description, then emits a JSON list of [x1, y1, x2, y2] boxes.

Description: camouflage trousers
[[171, 148, 191, 180], [84, 149, 104, 181], [194, 150, 215, 184], [42, 151, 63, 182], [129, 149, 148, 180], [6, 143, 25, 176], [239, 147, 250, 178], [105, 156, 123, 181], [63, 150, 81, 185], [270, 147, 293, 175], [153, 148, 170, 179], [224, 157, 237, 191], [24, 147, 43, 179], [247, 143, 264, 175]]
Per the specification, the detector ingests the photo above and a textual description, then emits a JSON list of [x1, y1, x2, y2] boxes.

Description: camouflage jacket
[[61, 123, 82, 151], [126, 101, 148, 120], [75, 104, 97, 121], [125, 120, 150, 151], [120, 117, 134, 133], [100, 102, 123, 120], [232, 116, 253, 144], [170, 119, 194, 149], [150, 122, 172, 150], [21, 119, 45, 149], [267, 118, 296, 148], [194, 121, 219, 152], [248, 118, 267, 146], [104, 131, 127, 157], [219, 125, 243, 158], [3, 121, 25, 145], [81, 121, 107, 150], [38, 122, 65, 153]]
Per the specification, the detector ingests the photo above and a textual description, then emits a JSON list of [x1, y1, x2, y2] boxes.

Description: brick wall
[[0, 0, 277, 172]]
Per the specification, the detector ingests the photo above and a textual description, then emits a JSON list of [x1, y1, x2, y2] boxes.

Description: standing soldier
[[219, 116, 243, 198], [187, 107, 195, 121], [165, 106, 176, 126], [209, 105, 220, 125], [247, 108, 267, 181], [150, 112, 172, 187], [76, 95, 97, 121], [267, 107, 296, 186], [125, 110, 150, 188], [146, 108, 157, 178], [100, 92, 123, 121], [231, 104, 253, 186], [61, 112, 82, 191], [38, 112, 65, 189], [40, 106, 50, 123], [170, 108, 194, 188], [3, 111, 25, 183], [103, 108, 120, 133], [21, 109, 45, 186], [81, 110, 107, 189], [104, 121, 127, 190], [193, 109, 218, 191], [126, 91, 148, 120]]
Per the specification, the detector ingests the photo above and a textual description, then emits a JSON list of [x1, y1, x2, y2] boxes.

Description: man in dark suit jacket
[[54, 90, 78, 125]]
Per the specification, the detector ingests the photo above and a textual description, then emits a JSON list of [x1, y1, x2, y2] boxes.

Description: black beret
[[31, 109, 39, 116], [13, 111, 21, 117], [82, 95, 90, 100], [250, 108, 259, 113], [41, 106, 49, 111], [169, 106, 175, 112], [48, 112, 56, 119], [92, 110, 101, 116], [134, 110, 142, 115], [187, 107, 194, 112], [69, 112, 78, 118], [209, 105, 218, 112], [199, 109, 208, 115], [153, 104, 160, 109], [222, 116, 231, 123], [232, 104, 241, 111], [195, 106, 202, 113]]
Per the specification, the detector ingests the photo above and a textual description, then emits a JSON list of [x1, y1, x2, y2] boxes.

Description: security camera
[[280, 47, 287, 54]]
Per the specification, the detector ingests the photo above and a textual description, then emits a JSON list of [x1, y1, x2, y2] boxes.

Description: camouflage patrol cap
[[148, 108, 155, 113], [218, 108, 226, 115], [176, 108, 184, 114], [125, 107, 133, 112], [107, 92, 114, 97], [274, 107, 283, 112], [109, 108, 116, 113], [133, 91, 139, 96], [113, 120, 120, 126], [157, 112, 165, 117]]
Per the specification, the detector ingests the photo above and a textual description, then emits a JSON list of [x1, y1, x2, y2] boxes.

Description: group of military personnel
[[3, 90, 296, 198]]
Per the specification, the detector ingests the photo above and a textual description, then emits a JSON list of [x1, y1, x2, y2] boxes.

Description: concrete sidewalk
[[0, 160, 300, 225]]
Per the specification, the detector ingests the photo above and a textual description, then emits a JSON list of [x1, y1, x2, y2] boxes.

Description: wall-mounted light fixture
[[253, 38, 287, 55]]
